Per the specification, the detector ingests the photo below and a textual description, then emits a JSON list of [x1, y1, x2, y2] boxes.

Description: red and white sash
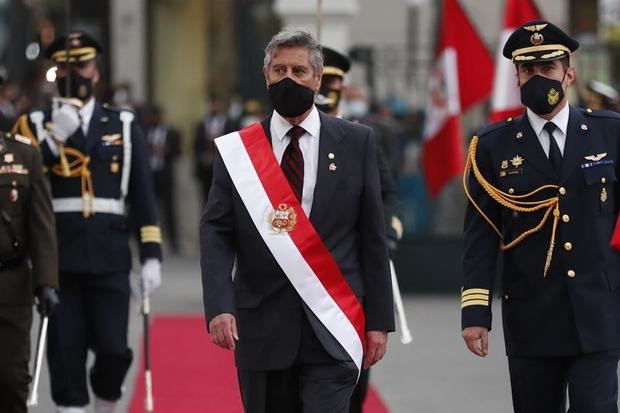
[[215, 122, 365, 371]]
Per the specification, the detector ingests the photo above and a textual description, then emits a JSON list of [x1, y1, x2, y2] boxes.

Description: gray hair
[[263, 30, 323, 74]]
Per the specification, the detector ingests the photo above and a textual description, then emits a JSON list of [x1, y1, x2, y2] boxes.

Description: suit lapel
[[560, 106, 589, 183], [309, 112, 344, 225], [513, 114, 557, 181], [85, 103, 105, 153]]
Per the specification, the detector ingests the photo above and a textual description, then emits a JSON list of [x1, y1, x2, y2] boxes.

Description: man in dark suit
[[316, 45, 403, 413], [143, 105, 181, 252], [462, 21, 620, 412], [0, 89, 59, 411], [13, 32, 162, 413], [193, 95, 239, 206], [200, 30, 394, 413]]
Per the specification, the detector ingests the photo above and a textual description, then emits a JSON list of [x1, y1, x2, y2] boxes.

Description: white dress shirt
[[526, 103, 569, 156], [79, 97, 96, 136], [270, 105, 321, 215]]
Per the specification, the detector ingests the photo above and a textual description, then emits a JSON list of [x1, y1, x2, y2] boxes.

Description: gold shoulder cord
[[463, 136, 560, 277], [51, 147, 94, 218]]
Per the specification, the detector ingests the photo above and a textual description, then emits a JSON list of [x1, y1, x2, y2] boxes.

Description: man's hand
[[462, 326, 489, 357], [363, 330, 388, 369], [208, 313, 238, 350], [141, 258, 162, 296], [36, 286, 59, 317], [50, 103, 81, 143]]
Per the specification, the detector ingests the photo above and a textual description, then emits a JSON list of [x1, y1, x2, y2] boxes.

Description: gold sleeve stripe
[[461, 293, 488, 301], [461, 300, 490, 309], [140, 226, 162, 244], [461, 288, 489, 297]]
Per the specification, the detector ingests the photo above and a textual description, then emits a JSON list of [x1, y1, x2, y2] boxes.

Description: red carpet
[[128, 315, 389, 413]]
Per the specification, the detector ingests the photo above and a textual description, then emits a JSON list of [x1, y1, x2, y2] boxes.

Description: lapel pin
[[516, 132, 523, 139], [581, 124, 588, 131], [328, 163, 337, 172], [328, 152, 335, 160]]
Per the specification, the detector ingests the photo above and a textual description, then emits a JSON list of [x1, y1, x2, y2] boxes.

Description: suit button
[[564, 242, 572, 251], [559, 187, 567, 195], [562, 214, 570, 223], [509, 188, 515, 194], [567, 270, 576, 278], [601, 177, 607, 184], [504, 294, 509, 300]]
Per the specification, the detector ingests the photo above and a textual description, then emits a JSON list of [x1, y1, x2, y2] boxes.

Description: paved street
[[30, 255, 515, 412]]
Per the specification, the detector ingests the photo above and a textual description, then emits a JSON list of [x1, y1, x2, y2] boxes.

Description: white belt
[[52, 197, 126, 215]]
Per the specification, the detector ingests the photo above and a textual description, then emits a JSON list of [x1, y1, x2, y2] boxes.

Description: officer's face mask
[[57, 69, 94, 101], [315, 85, 341, 114], [268, 77, 315, 118], [520, 70, 567, 115]]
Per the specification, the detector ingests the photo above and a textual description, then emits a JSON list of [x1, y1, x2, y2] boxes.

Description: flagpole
[[316, 0, 322, 42]]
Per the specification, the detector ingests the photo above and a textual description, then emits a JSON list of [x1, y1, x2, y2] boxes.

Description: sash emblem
[[268, 203, 297, 233]]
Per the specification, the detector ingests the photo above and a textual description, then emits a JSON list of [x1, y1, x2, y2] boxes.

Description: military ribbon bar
[[215, 122, 365, 372]]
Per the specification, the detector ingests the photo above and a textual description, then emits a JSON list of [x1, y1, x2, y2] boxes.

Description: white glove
[[141, 258, 162, 296], [50, 103, 81, 142]]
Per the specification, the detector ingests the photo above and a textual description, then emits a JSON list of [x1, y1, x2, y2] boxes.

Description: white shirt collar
[[526, 102, 569, 137], [79, 97, 96, 134], [272, 105, 321, 141]]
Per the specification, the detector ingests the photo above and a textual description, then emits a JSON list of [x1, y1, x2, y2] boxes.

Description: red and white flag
[[422, 0, 494, 197], [489, 0, 541, 122]]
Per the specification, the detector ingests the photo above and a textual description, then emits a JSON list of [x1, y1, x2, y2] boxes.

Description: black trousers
[[0, 306, 32, 413], [349, 367, 370, 413], [508, 351, 620, 413], [237, 313, 358, 413], [47, 272, 133, 407]]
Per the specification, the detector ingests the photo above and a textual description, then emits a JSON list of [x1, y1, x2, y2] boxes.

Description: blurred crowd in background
[[1, 0, 620, 285]]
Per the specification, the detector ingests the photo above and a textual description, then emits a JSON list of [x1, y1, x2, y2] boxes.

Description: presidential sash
[[215, 122, 365, 372]]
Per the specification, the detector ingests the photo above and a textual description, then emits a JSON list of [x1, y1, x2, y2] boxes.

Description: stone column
[[274, 0, 359, 53], [109, 0, 146, 102]]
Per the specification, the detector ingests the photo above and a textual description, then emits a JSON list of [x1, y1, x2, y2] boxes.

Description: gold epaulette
[[463, 136, 560, 277]]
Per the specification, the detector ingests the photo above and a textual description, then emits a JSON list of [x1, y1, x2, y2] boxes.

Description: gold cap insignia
[[530, 32, 544, 46], [511, 155, 524, 167], [523, 24, 548, 32], [547, 88, 560, 105]]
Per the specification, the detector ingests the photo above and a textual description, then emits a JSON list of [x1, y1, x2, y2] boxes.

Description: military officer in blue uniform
[[13, 32, 162, 413], [462, 21, 620, 412]]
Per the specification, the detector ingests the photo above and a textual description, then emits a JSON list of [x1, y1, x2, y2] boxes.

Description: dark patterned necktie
[[281, 126, 305, 202], [543, 122, 562, 175]]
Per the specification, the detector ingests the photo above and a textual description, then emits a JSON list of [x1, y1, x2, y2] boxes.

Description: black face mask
[[520, 73, 566, 115], [268, 77, 315, 118], [57, 70, 94, 101], [315, 85, 341, 114]]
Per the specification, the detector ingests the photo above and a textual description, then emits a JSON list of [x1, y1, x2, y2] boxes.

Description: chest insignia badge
[[501, 160, 509, 169], [3, 153, 14, 163], [584, 153, 607, 162], [601, 187, 608, 203], [510, 155, 524, 167]]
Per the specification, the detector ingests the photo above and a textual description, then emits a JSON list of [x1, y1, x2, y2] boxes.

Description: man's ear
[[263, 66, 270, 88], [313, 67, 323, 92], [565, 66, 576, 87]]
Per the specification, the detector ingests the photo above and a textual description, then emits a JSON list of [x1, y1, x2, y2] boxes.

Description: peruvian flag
[[422, 0, 494, 197], [489, 0, 541, 122]]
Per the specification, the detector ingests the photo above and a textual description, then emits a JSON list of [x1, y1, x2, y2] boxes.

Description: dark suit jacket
[[462, 106, 620, 357], [200, 111, 394, 370]]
